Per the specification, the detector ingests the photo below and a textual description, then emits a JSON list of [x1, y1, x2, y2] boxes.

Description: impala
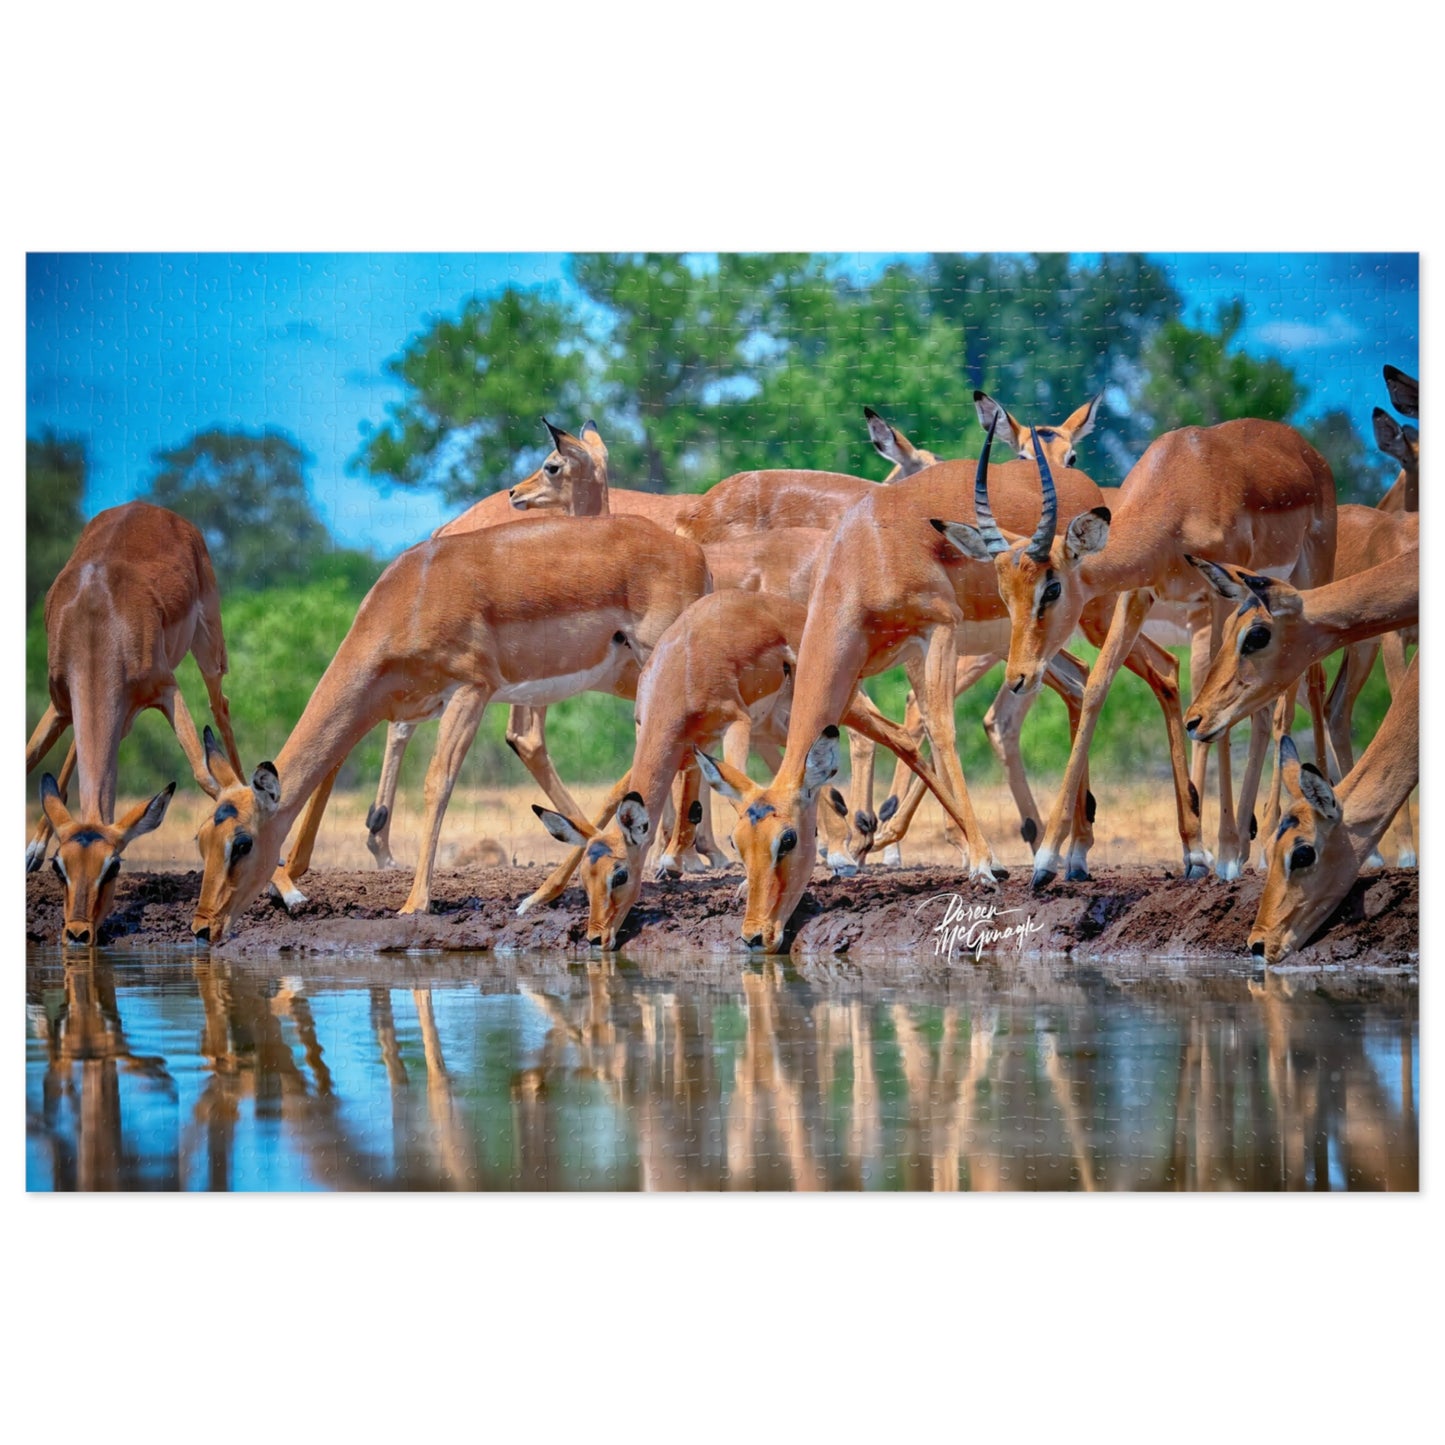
[[365, 419, 649, 871], [190, 513, 709, 940], [713, 418, 1160, 952], [25, 502, 247, 944], [520, 588, 976, 949], [1250, 654, 1417, 965], [952, 418, 1337, 888], [1374, 364, 1419, 514]]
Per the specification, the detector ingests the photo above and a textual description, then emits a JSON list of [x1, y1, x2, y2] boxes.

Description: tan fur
[[191, 514, 710, 940]]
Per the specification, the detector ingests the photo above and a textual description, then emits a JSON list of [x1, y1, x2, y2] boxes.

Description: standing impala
[[1250, 655, 1417, 965], [25, 502, 247, 945], [520, 589, 979, 949], [952, 418, 1337, 889], [190, 513, 709, 940], [365, 419, 636, 870]]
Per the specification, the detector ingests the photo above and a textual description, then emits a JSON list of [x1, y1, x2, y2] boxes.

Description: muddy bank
[[25, 859, 1418, 971]]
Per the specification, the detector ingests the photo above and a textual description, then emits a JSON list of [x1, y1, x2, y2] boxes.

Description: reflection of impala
[[521, 588, 981, 948], [955, 418, 1336, 887], [190, 513, 709, 939], [1250, 655, 1417, 965], [28, 959, 175, 1189], [25, 502, 246, 944]]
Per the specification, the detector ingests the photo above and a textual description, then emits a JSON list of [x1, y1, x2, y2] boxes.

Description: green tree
[[27, 433, 87, 614], [146, 428, 338, 592], [1129, 300, 1304, 441], [351, 285, 590, 506], [1303, 408, 1398, 506]]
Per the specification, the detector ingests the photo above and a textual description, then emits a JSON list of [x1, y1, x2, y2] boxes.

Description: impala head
[[40, 774, 174, 947], [1183, 557, 1309, 741], [1249, 736, 1350, 965], [531, 793, 650, 950], [934, 418, 1110, 696], [191, 726, 282, 943], [509, 418, 608, 510], [973, 390, 1103, 472], [695, 728, 841, 953], [864, 406, 939, 482]]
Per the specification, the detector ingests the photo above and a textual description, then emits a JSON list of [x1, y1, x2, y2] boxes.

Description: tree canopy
[[27, 433, 87, 614]]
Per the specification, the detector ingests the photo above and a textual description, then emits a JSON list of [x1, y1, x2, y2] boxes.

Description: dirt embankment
[[25, 860, 1419, 969]]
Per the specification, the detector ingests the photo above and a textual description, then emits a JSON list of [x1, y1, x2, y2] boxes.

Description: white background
[[3, 3, 1437, 1438]]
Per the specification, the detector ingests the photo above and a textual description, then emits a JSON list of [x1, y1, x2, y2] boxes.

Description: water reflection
[[25, 951, 1418, 1192]]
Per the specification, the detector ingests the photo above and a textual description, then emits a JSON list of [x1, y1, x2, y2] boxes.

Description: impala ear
[[1064, 507, 1110, 564], [973, 391, 1023, 455], [577, 419, 607, 459], [1185, 555, 1283, 609], [932, 517, 997, 563], [1061, 392, 1104, 442], [693, 747, 753, 808], [1372, 408, 1416, 467], [1296, 762, 1342, 823], [802, 726, 841, 798], [864, 406, 909, 466], [118, 782, 176, 846], [40, 773, 74, 834], [616, 792, 651, 848], [250, 762, 281, 820], [1383, 365, 1419, 419], [203, 725, 240, 791], [531, 803, 592, 849]]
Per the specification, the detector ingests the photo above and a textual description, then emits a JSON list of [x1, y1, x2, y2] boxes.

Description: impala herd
[[27, 365, 1420, 964]]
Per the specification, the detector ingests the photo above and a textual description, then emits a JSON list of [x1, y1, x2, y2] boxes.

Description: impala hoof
[[881, 844, 903, 868], [1398, 850, 1417, 869], [1031, 866, 1057, 892], [826, 851, 859, 877], [1065, 866, 1091, 883], [1185, 861, 1211, 881]]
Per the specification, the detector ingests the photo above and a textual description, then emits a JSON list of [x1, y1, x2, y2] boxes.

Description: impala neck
[[574, 458, 611, 515], [1337, 656, 1419, 861], [1300, 553, 1418, 652], [270, 653, 391, 835]]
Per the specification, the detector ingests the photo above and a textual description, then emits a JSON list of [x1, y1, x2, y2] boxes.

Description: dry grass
[[26, 776, 1215, 877]]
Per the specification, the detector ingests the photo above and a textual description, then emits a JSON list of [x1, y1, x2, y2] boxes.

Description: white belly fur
[[494, 653, 631, 706]]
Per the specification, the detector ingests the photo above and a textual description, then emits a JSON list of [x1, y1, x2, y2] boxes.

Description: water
[[25, 948, 1418, 1192]]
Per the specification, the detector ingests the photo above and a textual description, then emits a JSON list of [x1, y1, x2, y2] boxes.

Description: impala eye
[[1288, 843, 1317, 873], [1042, 581, 1062, 605], [544, 462, 561, 475], [775, 827, 799, 858], [51, 857, 65, 883], [1065, 451, 1077, 468], [230, 832, 254, 868], [102, 856, 121, 884], [1241, 624, 1271, 656]]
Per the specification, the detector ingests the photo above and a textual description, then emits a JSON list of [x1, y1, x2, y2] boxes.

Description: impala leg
[[840, 692, 989, 864], [1039, 650, 1094, 881], [1380, 631, 1417, 867], [881, 688, 930, 864], [906, 627, 996, 882], [660, 756, 712, 878], [367, 720, 416, 869], [516, 771, 635, 916], [1202, 597, 1243, 877], [1326, 640, 1377, 776], [190, 587, 244, 778], [506, 705, 588, 824], [1257, 682, 1301, 864], [1187, 609, 1213, 804], [1035, 590, 1157, 889], [1231, 709, 1273, 873], [26, 735, 75, 872], [400, 686, 490, 916], [284, 762, 342, 883], [158, 687, 220, 802], [26, 703, 69, 775]]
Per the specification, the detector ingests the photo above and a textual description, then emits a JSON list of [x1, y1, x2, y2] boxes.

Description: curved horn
[[1027, 426, 1057, 562], [973, 414, 1007, 557]]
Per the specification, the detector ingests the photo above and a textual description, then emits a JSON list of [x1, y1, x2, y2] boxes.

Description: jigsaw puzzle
[[24, 252, 1419, 1191]]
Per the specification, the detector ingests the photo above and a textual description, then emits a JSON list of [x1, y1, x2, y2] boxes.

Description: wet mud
[[25, 859, 1419, 973]]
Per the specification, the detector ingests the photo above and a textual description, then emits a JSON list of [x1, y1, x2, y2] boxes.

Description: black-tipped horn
[[973, 414, 1007, 557], [1027, 426, 1057, 562]]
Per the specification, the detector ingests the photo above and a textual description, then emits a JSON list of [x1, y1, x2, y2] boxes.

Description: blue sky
[[27, 252, 1420, 555]]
